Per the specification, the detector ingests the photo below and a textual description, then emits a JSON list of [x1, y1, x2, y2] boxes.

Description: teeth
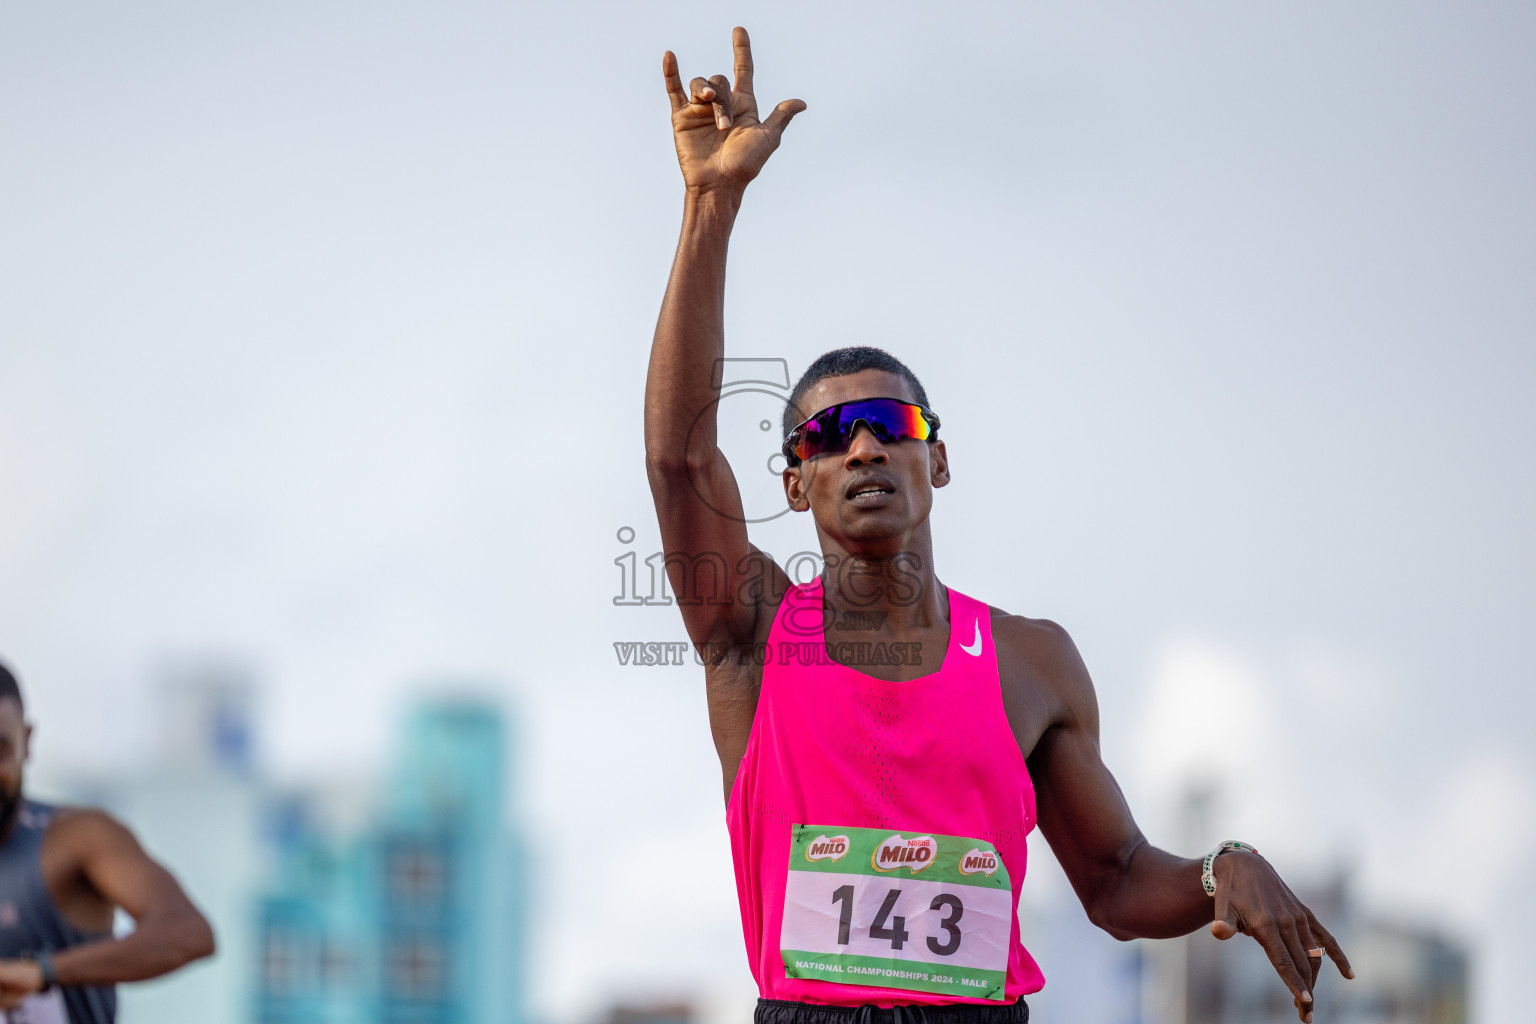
[[853, 488, 886, 498]]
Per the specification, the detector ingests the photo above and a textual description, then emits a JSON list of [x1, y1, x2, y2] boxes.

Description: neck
[[818, 529, 945, 631]]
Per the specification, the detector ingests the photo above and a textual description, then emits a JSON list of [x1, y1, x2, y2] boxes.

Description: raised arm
[[645, 27, 804, 653], [1002, 618, 1352, 1024]]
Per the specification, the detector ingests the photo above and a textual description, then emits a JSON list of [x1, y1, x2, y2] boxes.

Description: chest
[[816, 616, 951, 682]]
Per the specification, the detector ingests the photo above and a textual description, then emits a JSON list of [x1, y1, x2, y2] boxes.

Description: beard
[[0, 783, 21, 840]]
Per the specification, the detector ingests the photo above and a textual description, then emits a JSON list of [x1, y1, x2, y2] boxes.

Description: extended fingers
[[1300, 926, 1325, 991], [662, 51, 687, 111], [1308, 909, 1355, 980], [1279, 918, 1318, 1022], [762, 98, 807, 138], [732, 26, 754, 97], [1251, 915, 1314, 1019]]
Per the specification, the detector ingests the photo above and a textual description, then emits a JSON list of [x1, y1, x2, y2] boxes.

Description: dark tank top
[[0, 801, 116, 1024]]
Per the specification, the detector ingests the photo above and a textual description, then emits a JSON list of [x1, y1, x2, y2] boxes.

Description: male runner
[[645, 28, 1353, 1024], [0, 661, 215, 1023]]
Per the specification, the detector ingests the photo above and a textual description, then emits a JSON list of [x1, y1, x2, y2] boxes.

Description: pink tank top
[[726, 578, 1046, 1007]]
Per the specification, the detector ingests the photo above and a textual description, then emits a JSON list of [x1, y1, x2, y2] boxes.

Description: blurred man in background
[[0, 660, 215, 1023]]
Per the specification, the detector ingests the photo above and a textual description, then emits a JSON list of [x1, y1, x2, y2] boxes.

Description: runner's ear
[[783, 463, 810, 511], [929, 440, 950, 489]]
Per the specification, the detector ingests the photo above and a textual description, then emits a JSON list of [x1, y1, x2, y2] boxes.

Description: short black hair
[[0, 661, 21, 712], [781, 346, 935, 440]]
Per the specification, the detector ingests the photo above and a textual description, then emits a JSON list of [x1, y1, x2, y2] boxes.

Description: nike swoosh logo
[[960, 619, 983, 657]]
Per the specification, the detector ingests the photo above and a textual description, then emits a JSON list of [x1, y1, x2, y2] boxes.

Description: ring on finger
[[1307, 947, 1325, 957]]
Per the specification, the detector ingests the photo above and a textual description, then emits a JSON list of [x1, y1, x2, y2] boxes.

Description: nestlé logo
[[805, 834, 851, 862], [958, 847, 999, 876], [871, 834, 937, 873]]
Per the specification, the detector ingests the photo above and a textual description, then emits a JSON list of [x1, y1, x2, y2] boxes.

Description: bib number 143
[[780, 824, 1013, 1002], [831, 884, 963, 956]]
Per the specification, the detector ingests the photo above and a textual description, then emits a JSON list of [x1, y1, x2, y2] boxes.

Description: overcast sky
[[2, 2, 1533, 1023]]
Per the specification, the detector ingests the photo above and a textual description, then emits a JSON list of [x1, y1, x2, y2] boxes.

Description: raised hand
[[1210, 851, 1354, 1023], [663, 27, 806, 195]]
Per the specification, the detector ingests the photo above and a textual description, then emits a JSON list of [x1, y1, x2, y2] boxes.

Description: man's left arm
[[0, 810, 215, 1003], [1003, 617, 1352, 1024]]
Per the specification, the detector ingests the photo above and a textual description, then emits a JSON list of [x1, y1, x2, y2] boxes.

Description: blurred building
[[1141, 783, 1469, 1024], [82, 663, 265, 1024], [1018, 886, 1145, 1024], [254, 698, 528, 1024], [52, 664, 527, 1024], [1021, 784, 1469, 1024], [1142, 871, 1469, 1024], [599, 1000, 698, 1024], [1340, 919, 1469, 1024]]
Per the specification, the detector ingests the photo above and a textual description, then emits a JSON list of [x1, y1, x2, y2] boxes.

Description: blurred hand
[[1210, 851, 1354, 1023], [0, 958, 44, 1010], [663, 27, 806, 196]]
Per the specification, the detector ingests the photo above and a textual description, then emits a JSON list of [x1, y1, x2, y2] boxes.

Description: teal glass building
[[255, 699, 527, 1024]]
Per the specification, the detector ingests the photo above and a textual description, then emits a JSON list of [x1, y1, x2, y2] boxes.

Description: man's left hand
[[1210, 850, 1354, 1023]]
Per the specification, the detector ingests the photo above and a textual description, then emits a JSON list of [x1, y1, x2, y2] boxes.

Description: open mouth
[[846, 479, 896, 505]]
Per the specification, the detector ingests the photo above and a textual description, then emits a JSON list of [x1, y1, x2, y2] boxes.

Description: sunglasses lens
[[839, 400, 932, 445], [791, 399, 934, 461]]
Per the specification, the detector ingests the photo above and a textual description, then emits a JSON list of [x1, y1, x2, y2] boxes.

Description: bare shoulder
[[45, 806, 141, 856], [986, 606, 1100, 735]]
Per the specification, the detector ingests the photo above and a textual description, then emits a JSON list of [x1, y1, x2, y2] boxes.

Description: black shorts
[[754, 998, 1029, 1024]]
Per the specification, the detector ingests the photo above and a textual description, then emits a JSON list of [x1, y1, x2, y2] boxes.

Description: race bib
[[1, 990, 67, 1024], [780, 824, 1013, 1001]]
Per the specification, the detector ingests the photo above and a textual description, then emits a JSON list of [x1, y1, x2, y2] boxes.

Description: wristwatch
[[34, 950, 57, 992], [1201, 840, 1259, 896]]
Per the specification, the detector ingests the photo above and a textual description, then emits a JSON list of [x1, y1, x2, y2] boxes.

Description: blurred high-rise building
[[254, 697, 528, 1024], [73, 662, 266, 1024], [599, 999, 699, 1024], [45, 665, 527, 1024], [1140, 782, 1470, 1024], [1021, 783, 1470, 1024], [1142, 871, 1469, 1024]]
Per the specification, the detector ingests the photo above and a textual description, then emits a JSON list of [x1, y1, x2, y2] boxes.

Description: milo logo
[[959, 847, 1000, 876], [871, 834, 937, 873], [805, 834, 851, 862]]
